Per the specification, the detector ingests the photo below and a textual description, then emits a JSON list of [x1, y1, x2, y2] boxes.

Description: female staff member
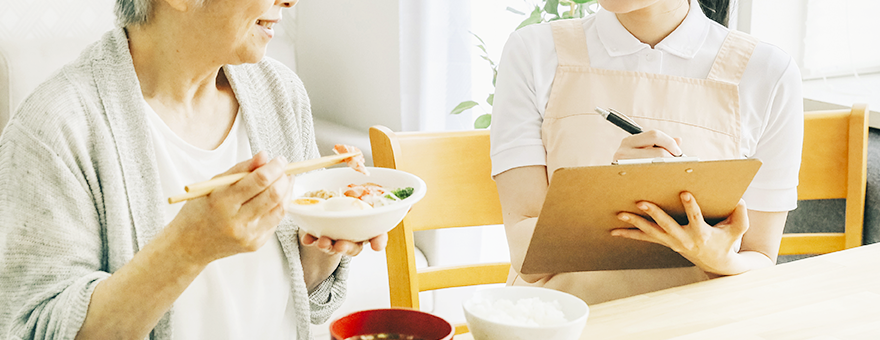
[[0, 0, 385, 339], [491, 0, 803, 304]]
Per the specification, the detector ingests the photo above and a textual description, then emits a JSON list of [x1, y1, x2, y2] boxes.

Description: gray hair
[[114, 0, 207, 27], [114, 0, 153, 27]]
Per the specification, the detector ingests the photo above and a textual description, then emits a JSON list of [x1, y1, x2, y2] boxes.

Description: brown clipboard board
[[520, 158, 762, 274]]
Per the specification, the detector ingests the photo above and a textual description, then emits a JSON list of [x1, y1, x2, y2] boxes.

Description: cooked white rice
[[467, 296, 567, 327]]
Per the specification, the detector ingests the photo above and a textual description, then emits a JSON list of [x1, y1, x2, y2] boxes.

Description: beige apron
[[509, 19, 758, 305]]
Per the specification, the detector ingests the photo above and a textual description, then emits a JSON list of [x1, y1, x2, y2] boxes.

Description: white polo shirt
[[489, 1, 803, 212]]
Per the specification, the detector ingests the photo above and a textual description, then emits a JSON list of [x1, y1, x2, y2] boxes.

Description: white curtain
[[803, 0, 880, 79], [400, 0, 474, 132]]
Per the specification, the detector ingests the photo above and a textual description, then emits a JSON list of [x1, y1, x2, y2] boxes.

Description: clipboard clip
[[613, 156, 701, 165]]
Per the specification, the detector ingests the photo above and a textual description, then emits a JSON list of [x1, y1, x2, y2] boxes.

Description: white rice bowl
[[463, 287, 589, 340]]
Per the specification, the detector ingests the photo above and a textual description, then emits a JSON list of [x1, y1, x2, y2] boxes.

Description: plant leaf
[[471, 32, 488, 46], [471, 32, 489, 55], [571, 0, 592, 4], [516, 6, 543, 30], [479, 55, 497, 69], [450, 101, 479, 115], [505, 6, 526, 15], [474, 114, 492, 129], [543, 0, 559, 16], [476, 43, 488, 55], [486, 93, 495, 106]]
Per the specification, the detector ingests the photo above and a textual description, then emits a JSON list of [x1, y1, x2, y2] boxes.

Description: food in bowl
[[466, 296, 568, 327], [334, 144, 369, 175], [293, 182, 415, 210], [463, 287, 589, 340], [287, 167, 426, 242]]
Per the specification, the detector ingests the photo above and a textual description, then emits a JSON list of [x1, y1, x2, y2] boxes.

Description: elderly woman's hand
[[167, 151, 292, 266], [613, 129, 684, 160], [300, 232, 388, 257]]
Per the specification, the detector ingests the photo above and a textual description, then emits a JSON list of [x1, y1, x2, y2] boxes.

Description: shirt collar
[[596, 0, 710, 59]]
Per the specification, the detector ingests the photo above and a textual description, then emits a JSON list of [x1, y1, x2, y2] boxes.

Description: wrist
[[699, 250, 750, 276], [159, 221, 213, 270]]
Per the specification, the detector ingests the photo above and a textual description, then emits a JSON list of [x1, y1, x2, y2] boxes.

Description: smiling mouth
[[256, 19, 275, 29]]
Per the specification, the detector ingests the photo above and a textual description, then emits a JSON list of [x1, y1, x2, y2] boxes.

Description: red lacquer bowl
[[330, 308, 454, 340]]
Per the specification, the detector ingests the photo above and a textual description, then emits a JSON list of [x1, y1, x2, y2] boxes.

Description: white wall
[[294, 0, 402, 133], [0, 0, 116, 130], [0, 0, 299, 133], [747, 0, 880, 80], [747, 0, 807, 71]]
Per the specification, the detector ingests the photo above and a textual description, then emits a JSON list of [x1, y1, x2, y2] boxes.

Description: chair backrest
[[779, 104, 869, 255], [369, 125, 510, 335]]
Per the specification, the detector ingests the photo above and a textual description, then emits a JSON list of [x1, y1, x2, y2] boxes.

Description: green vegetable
[[391, 187, 414, 200]]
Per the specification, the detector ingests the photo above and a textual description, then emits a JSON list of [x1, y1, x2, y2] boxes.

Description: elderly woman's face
[[195, 0, 296, 64]]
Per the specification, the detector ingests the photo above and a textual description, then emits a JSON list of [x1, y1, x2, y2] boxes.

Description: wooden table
[[456, 243, 880, 339]]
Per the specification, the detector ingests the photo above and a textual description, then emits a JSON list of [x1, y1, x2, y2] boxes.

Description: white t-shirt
[[145, 102, 297, 340], [489, 0, 803, 212]]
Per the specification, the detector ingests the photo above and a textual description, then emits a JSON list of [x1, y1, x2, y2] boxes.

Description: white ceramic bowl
[[288, 167, 426, 242], [463, 287, 589, 340]]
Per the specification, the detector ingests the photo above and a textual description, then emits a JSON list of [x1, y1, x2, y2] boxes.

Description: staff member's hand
[[611, 192, 750, 275], [614, 129, 684, 160]]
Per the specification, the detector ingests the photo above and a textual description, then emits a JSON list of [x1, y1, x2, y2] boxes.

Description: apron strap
[[706, 30, 759, 84], [550, 19, 591, 67]]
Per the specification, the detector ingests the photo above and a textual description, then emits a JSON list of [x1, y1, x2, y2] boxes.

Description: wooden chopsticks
[[167, 152, 360, 204]]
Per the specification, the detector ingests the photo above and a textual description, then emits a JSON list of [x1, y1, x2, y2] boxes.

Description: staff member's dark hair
[[698, 0, 731, 27]]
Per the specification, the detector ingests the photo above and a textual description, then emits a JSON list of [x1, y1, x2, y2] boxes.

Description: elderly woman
[[0, 0, 385, 339]]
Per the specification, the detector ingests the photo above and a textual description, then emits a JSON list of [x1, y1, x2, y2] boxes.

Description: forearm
[[505, 216, 551, 283], [298, 232, 342, 293], [75, 226, 206, 340], [494, 166, 551, 284]]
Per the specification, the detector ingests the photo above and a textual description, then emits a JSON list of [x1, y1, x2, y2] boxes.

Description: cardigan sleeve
[[251, 58, 352, 328], [306, 255, 351, 324], [281, 66, 352, 324], [0, 123, 109, 340]]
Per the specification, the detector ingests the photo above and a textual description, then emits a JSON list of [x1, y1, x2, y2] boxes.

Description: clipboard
[[520, 158, 762, 274]]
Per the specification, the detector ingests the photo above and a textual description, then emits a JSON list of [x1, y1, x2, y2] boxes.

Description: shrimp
[[333, 144, 369, 175], [343, 183, 387, 199]]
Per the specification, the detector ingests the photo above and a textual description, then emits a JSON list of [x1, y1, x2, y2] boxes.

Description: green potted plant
[[451, 0, 598, 129]]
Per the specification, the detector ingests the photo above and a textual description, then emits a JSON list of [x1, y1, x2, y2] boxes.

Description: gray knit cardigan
[[0, 28, 350, 340]]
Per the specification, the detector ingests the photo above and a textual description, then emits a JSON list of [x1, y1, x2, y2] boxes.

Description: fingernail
[[610, 230, 620, 236], [637, 203, 648, 211], [682, 193, 692, 202], [280, 155, 288, 164], [618, 214, 629, 221]]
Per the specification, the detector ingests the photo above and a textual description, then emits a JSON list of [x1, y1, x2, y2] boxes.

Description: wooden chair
[[779, 104, 869, 255], [369, 125, 510, 335]]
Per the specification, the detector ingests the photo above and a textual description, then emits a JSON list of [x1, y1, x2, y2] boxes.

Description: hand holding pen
[[596, 107, 685, 158]]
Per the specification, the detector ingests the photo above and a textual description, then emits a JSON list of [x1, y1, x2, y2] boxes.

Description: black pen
[[596, 106, 685, 157], [595, 107, 643, 134]]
